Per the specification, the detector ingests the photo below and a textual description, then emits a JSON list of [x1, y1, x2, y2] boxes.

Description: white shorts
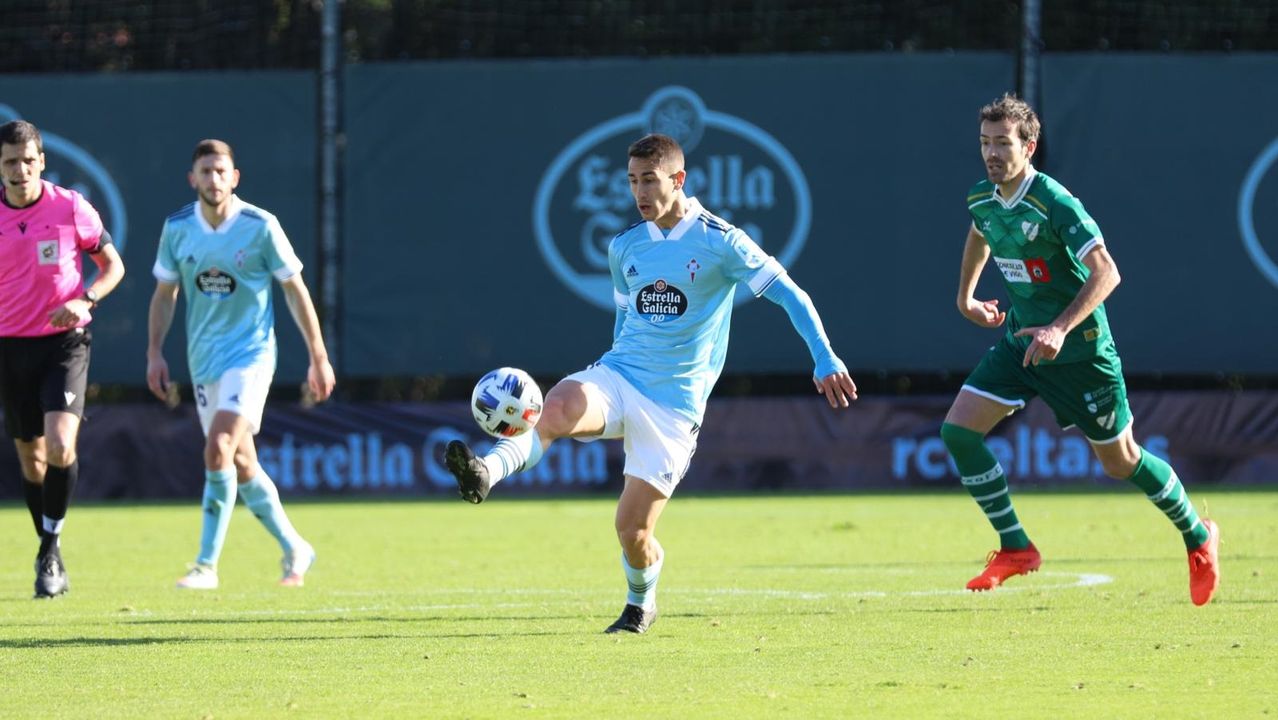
[[195, 360, 275, 436], [562, 363, 700, 497]]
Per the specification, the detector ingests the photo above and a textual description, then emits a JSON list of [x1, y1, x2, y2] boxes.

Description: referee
[[0, 119, 125, 598]]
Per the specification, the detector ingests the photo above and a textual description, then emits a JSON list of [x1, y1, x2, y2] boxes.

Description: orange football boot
[[966, 543, 1042, 591], [1188, 519, 1221, 606]]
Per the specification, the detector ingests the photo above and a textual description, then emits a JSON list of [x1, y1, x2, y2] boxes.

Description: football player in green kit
[[941, 94, 1220, 605]]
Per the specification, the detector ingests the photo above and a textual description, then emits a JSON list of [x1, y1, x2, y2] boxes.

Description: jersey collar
[[194, 195, 244, 235], [0, 179, 49, 210], [994, 166, 1037, 209], [644, 195, 703, 242]]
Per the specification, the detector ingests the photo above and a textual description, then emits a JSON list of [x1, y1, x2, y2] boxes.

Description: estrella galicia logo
[[533, 86, 812, 311], [195, 267, 236, 299], [637, 278, 687, 323], [1239, 137, 1278, 290], [0, 105, 129, 261]]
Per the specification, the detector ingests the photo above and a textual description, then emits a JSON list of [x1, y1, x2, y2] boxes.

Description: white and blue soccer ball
[[470, 367, 543, 438]]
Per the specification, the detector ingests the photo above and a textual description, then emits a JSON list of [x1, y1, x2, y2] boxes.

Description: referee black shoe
[[445, 440, 491, 504], [34, 542, 69, 599], [604, 603, 658, 634]]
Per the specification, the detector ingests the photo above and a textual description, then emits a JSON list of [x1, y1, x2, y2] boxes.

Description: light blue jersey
[[601, 197, 784, 423], [152, 196, 303, 384]]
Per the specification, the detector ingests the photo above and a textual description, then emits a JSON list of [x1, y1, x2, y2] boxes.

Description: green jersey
[[967, 168, 1113, 364]]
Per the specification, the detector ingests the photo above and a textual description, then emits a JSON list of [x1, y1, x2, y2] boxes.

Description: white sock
[[622, 543, 664, 611], [480, 432, 544, 486]]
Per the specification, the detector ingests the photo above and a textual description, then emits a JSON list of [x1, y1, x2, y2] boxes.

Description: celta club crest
[[0, 104, 129, 273], [533, 86, 812, 311], [1239, 137, 1278, 291]]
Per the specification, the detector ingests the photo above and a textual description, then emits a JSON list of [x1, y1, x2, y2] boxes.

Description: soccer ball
[[470, 367, 544, 438]]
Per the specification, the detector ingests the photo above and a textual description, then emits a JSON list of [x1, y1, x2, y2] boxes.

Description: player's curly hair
[[0, 120, 42, 152], [980, 93, 1040, 145], [628, 133, 684, 170]]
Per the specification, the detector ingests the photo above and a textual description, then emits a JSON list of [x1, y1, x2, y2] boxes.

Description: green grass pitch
[[1, 490, 1274, 719]]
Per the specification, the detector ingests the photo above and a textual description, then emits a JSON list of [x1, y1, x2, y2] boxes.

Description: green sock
[[941, 422, 1031, 549], [1125, 449, 1210, 549]]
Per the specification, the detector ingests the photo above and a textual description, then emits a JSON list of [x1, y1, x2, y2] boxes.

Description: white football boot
[[280, 543, 316, 587], [176, 563, 219, 590]]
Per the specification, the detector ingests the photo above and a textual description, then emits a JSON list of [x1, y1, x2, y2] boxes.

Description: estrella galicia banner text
[[1, 392, 1274, 500]]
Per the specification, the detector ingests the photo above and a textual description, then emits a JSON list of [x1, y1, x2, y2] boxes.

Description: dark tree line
[[1, 0, 1274, 74]]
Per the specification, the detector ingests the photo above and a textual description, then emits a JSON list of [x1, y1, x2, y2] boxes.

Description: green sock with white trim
[[1125, 449, 1210, 550], [941, 422, 1032, 550]]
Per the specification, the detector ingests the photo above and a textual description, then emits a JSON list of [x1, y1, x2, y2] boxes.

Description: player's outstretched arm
[[146, 281, 179, 401], [957, 225, 1005, 328], [760, 273, 857, 408], [279, 273, 336, 402]]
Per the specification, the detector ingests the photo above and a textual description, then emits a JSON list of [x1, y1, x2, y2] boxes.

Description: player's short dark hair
[[628, 133, 684, 170], [980, 94, 1041, 145], [0, 120, 43, 152], [192, 139, 235, 164]]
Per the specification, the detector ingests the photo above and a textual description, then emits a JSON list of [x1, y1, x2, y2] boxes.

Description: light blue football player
[[447, 133, 857, 634], [147, 139, 336, 590]]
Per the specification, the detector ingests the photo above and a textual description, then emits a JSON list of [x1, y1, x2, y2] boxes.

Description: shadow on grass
[[0, 628, 573, 649], [112, 608, 844, 626], [0, 607, 846, 633], [116, 614, 591, 626]]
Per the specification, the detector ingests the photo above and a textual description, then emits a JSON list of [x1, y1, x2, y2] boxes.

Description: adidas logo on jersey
[[626, 264, 638, 278]]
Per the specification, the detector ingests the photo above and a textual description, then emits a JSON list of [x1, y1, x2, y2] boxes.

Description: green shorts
[[962, 335, 1132, 443]]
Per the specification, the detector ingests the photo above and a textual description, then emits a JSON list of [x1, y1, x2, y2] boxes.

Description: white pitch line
[[6, 572, 1113, 624]]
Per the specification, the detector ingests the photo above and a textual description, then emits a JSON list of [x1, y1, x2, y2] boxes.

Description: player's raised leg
[[232, 433, 315, 587], [446, 378, 606, 503], [942, 389, 1042, 591], [177, 410, 251, 589], [1090, 427, 1219, 605], [606, 476, 667, 634]]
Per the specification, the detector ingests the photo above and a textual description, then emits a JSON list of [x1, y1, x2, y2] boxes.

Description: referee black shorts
[[0, 328, 92, 441]]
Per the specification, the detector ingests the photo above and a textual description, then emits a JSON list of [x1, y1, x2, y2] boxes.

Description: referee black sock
[[41, 461, 79, 537], [23, 481, 44, 538]]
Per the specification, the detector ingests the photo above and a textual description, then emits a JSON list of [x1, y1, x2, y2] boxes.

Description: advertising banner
[[1, 392, 1273, 501]]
